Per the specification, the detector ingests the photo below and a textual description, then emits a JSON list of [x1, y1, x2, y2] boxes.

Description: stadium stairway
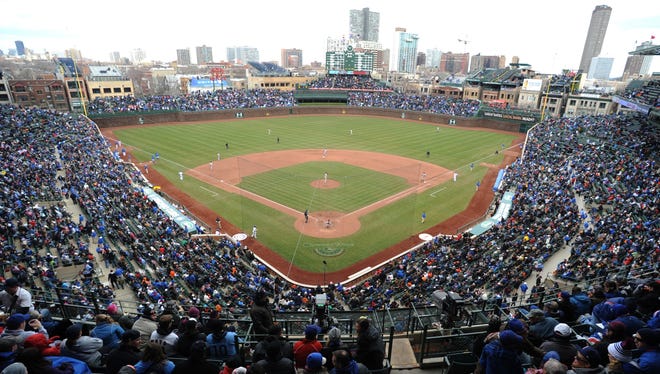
[[389, 337, 420, 369]]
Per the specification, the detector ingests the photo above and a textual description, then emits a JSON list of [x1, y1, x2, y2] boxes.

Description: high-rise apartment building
[[587, 56, 613, 80], [110, 51, 121, 64], [349, 7, 380, 42], [426, 49, 442, 68], [579, 5, 612, 73], [281, 49, 303, 69], [227, 46, 259, 64], [131, 48, 146, 64], [391, 28, 419, 74], [469, 55, 505, 73], [177, 48, 191, 65], [15, 41, 25, 56], [622, 41, 654, 79], [439, 52, 469, 75], [196, 45, 213, 64]]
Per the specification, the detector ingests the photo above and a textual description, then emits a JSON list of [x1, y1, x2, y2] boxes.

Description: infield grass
[[113, 115, 516, 274]]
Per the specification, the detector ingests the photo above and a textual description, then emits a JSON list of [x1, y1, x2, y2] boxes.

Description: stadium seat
[[368, 359, 391, 374], [445, 352, 478, 374]]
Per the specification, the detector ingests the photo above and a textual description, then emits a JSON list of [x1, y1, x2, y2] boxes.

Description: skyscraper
[[196, 45, 213, 64], [349, 7, 380, 42], [578, 5, 612, 73], [177, 48, 191, 65], [227, 46, 259, 64], [14, 41, 25, 56], [391, 27, 418, 74]]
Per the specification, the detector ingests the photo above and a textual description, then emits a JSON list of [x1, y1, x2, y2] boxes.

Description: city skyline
[[3, 0, 659, 76]]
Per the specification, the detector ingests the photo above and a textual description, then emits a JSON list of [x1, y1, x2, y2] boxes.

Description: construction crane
[[457, 38, 470, 53]]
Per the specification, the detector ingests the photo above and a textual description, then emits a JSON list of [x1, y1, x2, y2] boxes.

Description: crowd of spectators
[[347, 91, 480, 116], [86, 80, 481, 117], [622, 79, 660, 108], [305, 75, 390, 91], [86, 89, 296, 114], [0, 96, 659, 372]]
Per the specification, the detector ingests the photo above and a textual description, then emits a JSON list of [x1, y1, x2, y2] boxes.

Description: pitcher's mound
[[311, 179, 340, 189]]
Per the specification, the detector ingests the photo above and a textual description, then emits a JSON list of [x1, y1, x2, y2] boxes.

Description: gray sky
[[3, 0, 659, 76]]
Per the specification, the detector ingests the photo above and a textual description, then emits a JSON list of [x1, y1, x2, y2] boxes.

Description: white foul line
[[200, 186, 219, 196], [430, 187, 447, 198]]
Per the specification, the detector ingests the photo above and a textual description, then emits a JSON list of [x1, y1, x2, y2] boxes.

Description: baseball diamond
[[101, 114, 524, 286]]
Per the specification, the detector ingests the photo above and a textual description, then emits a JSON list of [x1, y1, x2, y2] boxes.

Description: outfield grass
[[113, 115, 516, 273]]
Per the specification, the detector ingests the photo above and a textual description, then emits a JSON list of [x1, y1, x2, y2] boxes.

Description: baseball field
[[104, 115, 520, 283]]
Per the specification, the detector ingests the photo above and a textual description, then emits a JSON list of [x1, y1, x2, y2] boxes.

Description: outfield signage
[[482, 110, 537, 123]]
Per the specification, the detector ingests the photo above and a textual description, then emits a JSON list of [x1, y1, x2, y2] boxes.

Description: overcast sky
[[3, 0, 658, 76]]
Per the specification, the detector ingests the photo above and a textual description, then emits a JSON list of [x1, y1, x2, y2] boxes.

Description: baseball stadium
[[0, 70, 658, 372]]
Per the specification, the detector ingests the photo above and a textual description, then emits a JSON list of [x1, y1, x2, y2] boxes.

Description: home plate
[[418, 233, 433, 241], [233, 233, 248, 241]]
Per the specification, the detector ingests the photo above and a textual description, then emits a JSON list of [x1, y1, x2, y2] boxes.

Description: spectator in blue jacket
[[90, 314, 125, 352]]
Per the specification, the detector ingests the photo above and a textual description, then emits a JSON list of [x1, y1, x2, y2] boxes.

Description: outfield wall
[[91, 106, 522, 132]]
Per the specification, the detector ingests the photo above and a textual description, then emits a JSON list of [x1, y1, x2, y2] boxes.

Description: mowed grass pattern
[[238, 161, 410, 213], [113, 115, 517, 273]]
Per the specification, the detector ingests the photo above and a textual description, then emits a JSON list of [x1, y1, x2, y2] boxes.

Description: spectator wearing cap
[[528, 308, 559, 346], [23, 333, 60, 356], [557, 291, 578, 323], [249, 291, 275, 340], [630, 328, 660, 373], [540, 323, 580, 368], [330, 349, 368, 374], [506, 319, 544, 363], [253, 338, 296, 374], [568, 346, 603, 373], [593, 321, 627, 367], [60, 324, 104, 370], [611, 304, 645, 338], [171, 341, 218, 374], [0, 314, 48, 344], [293, 325, 323, 369], [0, 279, 33, 315], [131, 306, 157, 350], [303, 352, 328, 374], [149, 314, 179, 356], [15, 347, 77, 374], [179, 306, 203, 335], [90, 314, 125, 352], [475, 330, 524, 374], [321, 326, 344, 371], [605, 338, 633, 374], [354, 317, 385, 370], [105, 329, 142, 374]]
